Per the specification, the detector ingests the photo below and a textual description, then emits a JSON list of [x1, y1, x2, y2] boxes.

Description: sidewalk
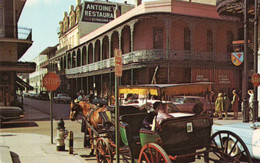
[[0, 133, 86, 163], [0, 111, 251, 163]]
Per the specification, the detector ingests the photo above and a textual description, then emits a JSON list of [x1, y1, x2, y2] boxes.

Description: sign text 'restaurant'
[[82, 2, 120, 23]]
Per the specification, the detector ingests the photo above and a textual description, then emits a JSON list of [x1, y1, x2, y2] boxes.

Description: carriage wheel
[[207, 130, 252, 163], [96, 138, 113, 163], [138, 143, 171, 163]]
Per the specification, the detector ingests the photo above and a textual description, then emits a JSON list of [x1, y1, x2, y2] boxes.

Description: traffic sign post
[[114, 48, 122, 163], [43, 72, 61, 144]]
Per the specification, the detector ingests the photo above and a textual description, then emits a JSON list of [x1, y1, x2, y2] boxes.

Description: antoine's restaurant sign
[[82, 2, 120, 23]]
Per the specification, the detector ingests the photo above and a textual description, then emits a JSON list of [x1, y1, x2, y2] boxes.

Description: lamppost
[[253, 0, 259, 122], [242, 0, 249, 122]]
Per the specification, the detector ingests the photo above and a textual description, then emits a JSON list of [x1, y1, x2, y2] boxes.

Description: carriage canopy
[[119, 82, 213, 99]]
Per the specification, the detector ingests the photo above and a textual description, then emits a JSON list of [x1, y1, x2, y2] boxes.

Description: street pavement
[[0, 99, 252, 162]]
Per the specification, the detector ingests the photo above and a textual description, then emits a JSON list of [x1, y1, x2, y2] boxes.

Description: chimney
[[135, 0, 142, 6], [77, 0, 81, 5], [114, 4, 121, 18]]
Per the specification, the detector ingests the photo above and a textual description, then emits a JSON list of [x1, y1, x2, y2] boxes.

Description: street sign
[[231, 52, 244, 66], [43, 72, 61, 91], [251, 73, 260, 87], [114, 48, 122, 77]]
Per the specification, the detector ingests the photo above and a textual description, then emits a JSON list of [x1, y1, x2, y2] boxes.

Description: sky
[[18, 0, 135, 62]]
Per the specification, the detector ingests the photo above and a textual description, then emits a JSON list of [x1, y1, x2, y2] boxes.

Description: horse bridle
[[71, 104, 83, 124]]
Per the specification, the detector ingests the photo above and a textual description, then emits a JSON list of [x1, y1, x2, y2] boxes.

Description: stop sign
[[251, 73, 260, 87], [43, 72, 61, 91]]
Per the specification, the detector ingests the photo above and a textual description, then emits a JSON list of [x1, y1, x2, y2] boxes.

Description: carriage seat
[[120, 112, 147, 161], [120, 112, 147, 144]]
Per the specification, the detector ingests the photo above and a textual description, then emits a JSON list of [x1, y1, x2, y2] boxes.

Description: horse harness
[[86, 104, 98, 121]]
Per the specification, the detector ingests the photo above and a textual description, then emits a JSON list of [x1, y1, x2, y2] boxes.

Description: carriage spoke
[[218, 133, 224, 149], [148, 146, 155, 163], [142, 152, 151, 163]]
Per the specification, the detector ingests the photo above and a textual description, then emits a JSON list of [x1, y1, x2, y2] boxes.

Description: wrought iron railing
[[0, 61, 36, 67], [0, 25, 32, 41], [65, 50, 230, 75]]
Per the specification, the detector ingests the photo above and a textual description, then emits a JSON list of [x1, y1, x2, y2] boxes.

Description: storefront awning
[[16, 76, 33, 90]]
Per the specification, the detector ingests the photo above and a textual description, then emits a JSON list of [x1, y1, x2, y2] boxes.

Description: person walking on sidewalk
[[214, 93, 224, 120], [248, 90, 254, 121], [231, 89, 239, 119], [223, 93, 230, 119]]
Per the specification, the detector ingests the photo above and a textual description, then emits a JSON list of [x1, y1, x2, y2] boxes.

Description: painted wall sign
[[218, 75, 231, 84], [82, 2, 120, 23], [231, 52, 244, 66], [195, 74, 209, 82]]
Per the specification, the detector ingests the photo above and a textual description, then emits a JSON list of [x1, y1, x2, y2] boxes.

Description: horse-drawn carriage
[[70, 82, 252, 162]]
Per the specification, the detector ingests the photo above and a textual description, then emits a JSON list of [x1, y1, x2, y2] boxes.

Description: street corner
[[0, 133, 86, 163]]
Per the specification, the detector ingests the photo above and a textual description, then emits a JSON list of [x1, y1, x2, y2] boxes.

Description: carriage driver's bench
[[119, 112, 147, 163]]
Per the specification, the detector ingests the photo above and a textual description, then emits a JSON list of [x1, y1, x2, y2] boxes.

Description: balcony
[[0, 61, 36, 73], [66, 50, 231, 76], [0, 25, 33, 59], [0, 25, 32, 40]]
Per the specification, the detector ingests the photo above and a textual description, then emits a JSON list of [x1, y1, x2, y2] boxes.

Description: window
[[184, 27, 191, 51], [227, 31, 234, 53], [153, 27, 163, 49], [207, 29, 213, 52], [0, 8, 3, 25]]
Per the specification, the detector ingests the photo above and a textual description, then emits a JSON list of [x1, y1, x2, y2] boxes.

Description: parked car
[[23, 92, 30, 98], [37, 91, 49, 100], [54, 94, 71, 104], [172, 96, 214, 114], [0, 106, 24, 123], [212, 122, 260, 161], [29, 93, 38, 99]]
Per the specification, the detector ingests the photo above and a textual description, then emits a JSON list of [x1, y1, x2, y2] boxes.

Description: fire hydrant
[[56, 118, 68, 151]]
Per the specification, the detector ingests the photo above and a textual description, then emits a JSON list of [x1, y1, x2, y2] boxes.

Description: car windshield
[[172, 97, 184, 103], [167, 103, 179, 113]]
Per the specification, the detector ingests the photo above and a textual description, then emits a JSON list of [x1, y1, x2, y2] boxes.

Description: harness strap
[[86, 105, 98, 120]]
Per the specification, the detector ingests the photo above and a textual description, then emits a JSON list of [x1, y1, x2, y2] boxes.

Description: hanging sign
[[251, 73, 260, 87], [231, 52, 244, 66]]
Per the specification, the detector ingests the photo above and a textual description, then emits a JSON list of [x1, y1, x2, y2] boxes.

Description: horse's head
[[70, 100, 82, 121]]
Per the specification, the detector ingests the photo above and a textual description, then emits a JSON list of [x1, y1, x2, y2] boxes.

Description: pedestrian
[[231, 89, 239, 119], [76, 92, 83, 102], [248, 89, 254, 121], [142, 102, 173, 131], [223, 93, 230, 119], [124, 93, 134, 104], [214, 93, 224, 120]]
